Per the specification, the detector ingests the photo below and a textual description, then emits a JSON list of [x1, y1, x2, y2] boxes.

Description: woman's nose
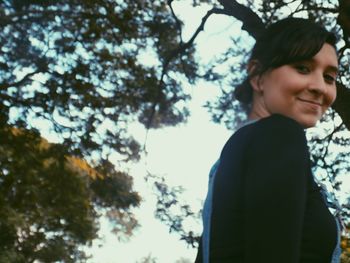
[[308, 73, 327, 94]]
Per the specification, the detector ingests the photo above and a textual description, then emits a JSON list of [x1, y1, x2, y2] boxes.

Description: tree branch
[[146, 7, 230, 129], [293, 6, 338, 15], [163, 7, 231, 72], [217, 0, 265, 39], [0, 70, 41, 90], [168, 0, 184, 44]]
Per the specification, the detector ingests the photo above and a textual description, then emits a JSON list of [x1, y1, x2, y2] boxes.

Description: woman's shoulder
[[255, 113, 304, 130], [220, 114, 309, 165], [224, 114, 306, 145], [237, 114, 305, 138], [226, 114, 307, 150]]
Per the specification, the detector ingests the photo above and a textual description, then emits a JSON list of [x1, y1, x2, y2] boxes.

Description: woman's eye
[[324, 74, 336, 84], [295, 64, 310, 74]]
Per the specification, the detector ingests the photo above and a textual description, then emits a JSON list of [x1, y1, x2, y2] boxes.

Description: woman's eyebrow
[[307, 57, 339, 73], [327, 65, 338, 74]]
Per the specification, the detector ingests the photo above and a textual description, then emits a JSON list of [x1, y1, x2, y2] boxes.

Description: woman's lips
[[298, 98, 322, 106], [298, 98, 322, 112]]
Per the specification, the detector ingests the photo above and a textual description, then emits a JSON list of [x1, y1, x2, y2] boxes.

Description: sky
[[88, 83, 232, 263], [87, 2, 242, 262]]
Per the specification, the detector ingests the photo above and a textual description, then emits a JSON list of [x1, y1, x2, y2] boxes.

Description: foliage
[[0, 0, 196, 159], [0, 0, 197, 261], [0, 124, 140, 261], [147, 174, 201, 248], [341, 223, 350, 262]]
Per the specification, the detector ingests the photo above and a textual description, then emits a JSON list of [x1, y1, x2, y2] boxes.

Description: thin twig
[[145, 7, 230, 130]]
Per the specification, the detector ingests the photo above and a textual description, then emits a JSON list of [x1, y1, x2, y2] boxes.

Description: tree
[[0, 0, 196, 152], [0, 125, 140, 262], [0, 0, 195, 261], [341, 224, 350, 262]]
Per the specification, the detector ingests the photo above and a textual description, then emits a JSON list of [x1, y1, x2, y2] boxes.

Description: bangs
[[250, 17, 337, 73], [269, 29, 336, 68]]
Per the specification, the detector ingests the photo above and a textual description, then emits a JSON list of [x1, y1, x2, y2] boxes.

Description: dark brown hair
[[234, 17, 337, 105]]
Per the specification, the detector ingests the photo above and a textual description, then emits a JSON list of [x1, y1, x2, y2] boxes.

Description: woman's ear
[[247, 60, 262, 92]]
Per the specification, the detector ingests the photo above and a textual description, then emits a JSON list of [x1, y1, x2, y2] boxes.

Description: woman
[[195, 17, 341, 263]]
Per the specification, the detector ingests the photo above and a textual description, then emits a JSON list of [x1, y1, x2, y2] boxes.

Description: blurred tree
[[0, 125, 140, 262], [341, 228, 350, 263], [0, 0, 196, 157], [0, 0, 196, 261]]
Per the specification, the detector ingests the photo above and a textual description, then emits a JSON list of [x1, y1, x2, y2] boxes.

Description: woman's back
[[196, 114, 337, 262]]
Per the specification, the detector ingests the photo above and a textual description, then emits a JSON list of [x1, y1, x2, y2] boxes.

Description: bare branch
[[0, 70, 41, 90], [146, 7, 230, 129], [294, 6, 338, 14], [163, 7, 231, 72], [217, 0, 265, 39], [168, 0, 184, 43]]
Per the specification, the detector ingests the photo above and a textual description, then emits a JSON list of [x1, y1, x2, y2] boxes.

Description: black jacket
[[195, 114, 337, 263]]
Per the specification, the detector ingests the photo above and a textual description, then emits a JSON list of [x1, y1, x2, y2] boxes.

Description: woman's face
[[250, 43, 338, 128]]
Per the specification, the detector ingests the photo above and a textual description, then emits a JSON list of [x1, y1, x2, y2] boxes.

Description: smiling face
[[249, 43, 338, 128]]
